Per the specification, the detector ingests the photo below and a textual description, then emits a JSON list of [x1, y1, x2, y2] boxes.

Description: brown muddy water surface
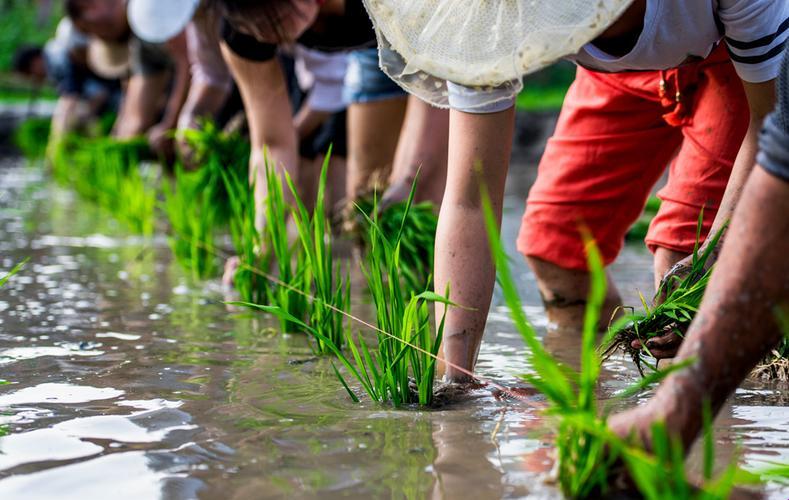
[[0, 156, 787, 499]]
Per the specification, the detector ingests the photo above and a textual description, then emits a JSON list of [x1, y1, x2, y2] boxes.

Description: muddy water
[[0, 156, 787, 499]]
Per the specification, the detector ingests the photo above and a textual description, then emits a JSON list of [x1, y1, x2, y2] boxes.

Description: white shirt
[[571, 0, 789, 83], [451, 0, 789, 113]]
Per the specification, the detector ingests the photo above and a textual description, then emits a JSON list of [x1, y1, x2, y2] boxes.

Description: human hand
[[379, 178, 414, 213], [147, 123, 174, 158]]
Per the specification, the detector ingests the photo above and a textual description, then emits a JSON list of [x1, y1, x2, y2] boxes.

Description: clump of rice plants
[[162, 123, 249, 278], [234, 186, 449, 406], [222, 167, 270, 304], [480, 188, 756, 498], [603, 214, 727, 375], [178, 122, 249, 223], [162, 167, 220, 279], [50, 135, 156, 235], [284, 152, 350, 352], [333, 189, 450, 406], [262, 161, 310, 333], [354, 194, 437, 294], [14, 117, 51, 160]]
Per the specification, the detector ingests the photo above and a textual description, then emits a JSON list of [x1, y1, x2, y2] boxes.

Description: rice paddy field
[[1, 117, 788, 499]]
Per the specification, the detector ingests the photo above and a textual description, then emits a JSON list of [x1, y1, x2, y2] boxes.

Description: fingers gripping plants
[[603, 212, 727, 375]]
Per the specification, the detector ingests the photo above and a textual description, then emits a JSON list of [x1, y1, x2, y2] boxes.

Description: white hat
[[363, 0, 635, 108], [127, 0, 200, 44]]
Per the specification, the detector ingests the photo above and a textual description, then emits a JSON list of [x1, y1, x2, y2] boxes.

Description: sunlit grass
[[0, 259, 27, 288]]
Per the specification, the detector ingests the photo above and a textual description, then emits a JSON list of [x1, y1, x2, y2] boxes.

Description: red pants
[[518, 45, 749, 270]]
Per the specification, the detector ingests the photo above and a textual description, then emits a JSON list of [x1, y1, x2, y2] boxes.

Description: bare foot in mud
[[431, 379, 487, 406]]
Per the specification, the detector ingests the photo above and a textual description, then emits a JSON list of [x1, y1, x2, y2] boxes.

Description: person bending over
[[12, 18, 119, 144], [609, 45, 789, 457], [362, 0, 784, 382], [66, 0, 192, 158]]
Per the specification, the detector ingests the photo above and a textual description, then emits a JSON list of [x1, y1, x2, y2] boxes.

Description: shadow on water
[[0, 155, 787, 499]]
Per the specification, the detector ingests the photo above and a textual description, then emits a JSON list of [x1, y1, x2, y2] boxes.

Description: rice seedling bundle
[[49, 135, 156, 235], [331, 189, 449, 406], [604, 214, 726, 375], [232, 185, 449, 406], [284, 152, 350, 353], [178, 122, 249, 223], [354, 196, 437, 295]]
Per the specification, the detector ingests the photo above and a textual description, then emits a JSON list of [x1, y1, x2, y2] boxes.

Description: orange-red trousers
[[518, 44, 749, 270]]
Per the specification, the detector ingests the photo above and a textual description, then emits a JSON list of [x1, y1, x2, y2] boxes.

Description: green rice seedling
[[161, 122, 249, 278], [481, 183, 618, 496], [262, 161, 310, 333], [338, 189, 450, 406], [232, 185, 450, 406], [284, 151, 350, 353], [234, 288, 451, 407], [0, 259, 27, 288], [603, 212, 727, 375], [179, 121, 249, 223], [222, 167, 270, 304], [162, 167, 220, 279], [14, 117, 51, 160], [354, 193, 437, 294]]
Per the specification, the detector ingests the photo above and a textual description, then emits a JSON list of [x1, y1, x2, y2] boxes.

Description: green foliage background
[[0, 0, 62, 72]]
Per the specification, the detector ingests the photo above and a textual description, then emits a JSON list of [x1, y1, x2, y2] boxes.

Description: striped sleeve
[[719, 0, 789, 83]]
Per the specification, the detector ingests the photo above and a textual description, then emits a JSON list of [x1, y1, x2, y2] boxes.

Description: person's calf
[[526, 256, 622, 331]]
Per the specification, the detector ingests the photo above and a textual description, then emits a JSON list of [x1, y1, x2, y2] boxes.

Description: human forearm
[[651, 166, 789, 447], [706, 80, 775, 249], [177, 82, 230, 132]]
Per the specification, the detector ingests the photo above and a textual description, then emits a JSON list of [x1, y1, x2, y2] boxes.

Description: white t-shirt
[[294, 46, 349, 113], [451, 0, 789, 113]]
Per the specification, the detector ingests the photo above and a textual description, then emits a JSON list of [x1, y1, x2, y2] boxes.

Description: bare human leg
[[436, 107, 515, 382]]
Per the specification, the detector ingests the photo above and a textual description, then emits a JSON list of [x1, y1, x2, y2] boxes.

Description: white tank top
[[570, 0, 789, 83]]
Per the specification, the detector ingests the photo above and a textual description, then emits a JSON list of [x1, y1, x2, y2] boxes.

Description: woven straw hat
[[87, 39, 130, 79], [363, 0, 635, 108]]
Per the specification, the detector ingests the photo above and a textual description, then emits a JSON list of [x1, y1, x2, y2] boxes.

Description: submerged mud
[[0, 157, 787, 499]]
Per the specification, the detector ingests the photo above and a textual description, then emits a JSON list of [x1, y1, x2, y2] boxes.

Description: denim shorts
[[342, 48, 406, 104]]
